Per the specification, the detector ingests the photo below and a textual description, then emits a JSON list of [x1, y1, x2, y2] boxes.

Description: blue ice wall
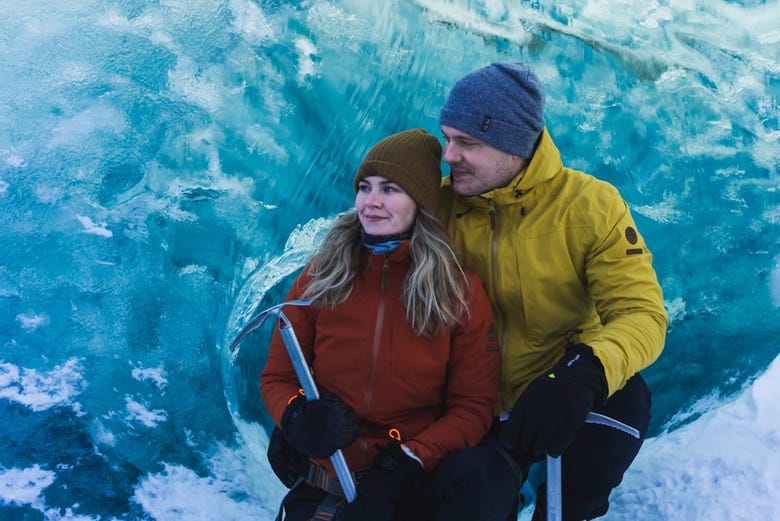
[[0, 1, 778, 519]]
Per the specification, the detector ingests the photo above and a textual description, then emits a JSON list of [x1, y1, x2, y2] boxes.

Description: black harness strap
[[311, 493, 345, 521], [275, 462, 365, 520], [305, 461, 355, 497]]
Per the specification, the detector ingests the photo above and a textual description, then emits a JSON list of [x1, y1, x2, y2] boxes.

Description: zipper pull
[[381, 257, 389, 290]]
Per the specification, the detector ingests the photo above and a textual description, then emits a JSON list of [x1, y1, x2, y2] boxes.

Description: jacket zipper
[[361, 256, 388, 462], [489, 204, 509, 414]]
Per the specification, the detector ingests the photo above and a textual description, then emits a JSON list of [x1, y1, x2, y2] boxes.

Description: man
[[437, 62, 668, 520]]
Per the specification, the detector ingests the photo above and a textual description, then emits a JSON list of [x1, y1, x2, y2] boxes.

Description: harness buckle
[[305, 461, 347, 497]]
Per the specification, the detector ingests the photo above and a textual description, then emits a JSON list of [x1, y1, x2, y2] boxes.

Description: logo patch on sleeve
[[625, 226, 638, 244]]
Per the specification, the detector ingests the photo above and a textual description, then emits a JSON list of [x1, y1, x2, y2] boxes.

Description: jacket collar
[[459, 128, 564, 208], [361, 240, 412, 264], [514, 129, 563, 192]]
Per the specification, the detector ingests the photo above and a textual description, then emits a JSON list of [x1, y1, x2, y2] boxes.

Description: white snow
[[605, 354, 780, 520]]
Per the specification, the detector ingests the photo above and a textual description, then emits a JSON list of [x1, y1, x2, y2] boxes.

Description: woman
[[260, 129, 500, 521]]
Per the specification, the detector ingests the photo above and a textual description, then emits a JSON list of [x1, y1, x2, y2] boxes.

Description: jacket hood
[[515, 128, 564, 192]]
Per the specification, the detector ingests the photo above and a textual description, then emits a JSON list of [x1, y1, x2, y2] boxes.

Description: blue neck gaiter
[[363, 231, 411, 254]]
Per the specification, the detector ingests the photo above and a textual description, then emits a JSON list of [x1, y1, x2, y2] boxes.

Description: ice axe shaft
[[231, 299, 357, 502], [546, 455, 562, 521], [546, 411, 640, 521]]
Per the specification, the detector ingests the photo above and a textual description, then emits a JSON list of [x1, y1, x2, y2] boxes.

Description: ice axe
[[230, 298, 358, 502], [545, 412, 641, 521]]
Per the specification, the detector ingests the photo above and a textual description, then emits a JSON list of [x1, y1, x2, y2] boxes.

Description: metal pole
[[545, 412, 640, 520], [546, 455, 562, 521], [277, 319, 357, 502]]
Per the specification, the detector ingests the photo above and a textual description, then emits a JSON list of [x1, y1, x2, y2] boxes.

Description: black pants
[[278, 445, 519, 521], [422, 374, 650, 521], [525, 373, 652, 520], [413, 444, 521, 521], [279, 374, 649, 521]]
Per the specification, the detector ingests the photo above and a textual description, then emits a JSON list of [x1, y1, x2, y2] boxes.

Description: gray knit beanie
[[354, 128, 442, 213], [439, 62, 545, 158]]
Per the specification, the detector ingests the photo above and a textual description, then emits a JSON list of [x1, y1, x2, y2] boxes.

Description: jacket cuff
[[404, 440, 435, 470]]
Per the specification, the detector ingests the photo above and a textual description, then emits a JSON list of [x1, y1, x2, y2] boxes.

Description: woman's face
[[355, 176, 417, 236]]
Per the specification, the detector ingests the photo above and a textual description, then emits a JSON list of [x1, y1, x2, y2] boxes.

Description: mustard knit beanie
[[354, 128, 442, 213]]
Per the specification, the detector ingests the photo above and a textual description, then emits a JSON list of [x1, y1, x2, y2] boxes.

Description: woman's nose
[[365, 189, 382, 206]]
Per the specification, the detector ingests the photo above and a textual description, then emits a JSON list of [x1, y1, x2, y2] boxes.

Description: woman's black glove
[[499, 343, 607, 458], [338, 442, 426, 521], [267, 425, 308, 488], [281, 391, 360, 459]]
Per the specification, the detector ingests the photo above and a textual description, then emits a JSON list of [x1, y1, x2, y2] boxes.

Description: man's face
[[441, 125, 528, 197]]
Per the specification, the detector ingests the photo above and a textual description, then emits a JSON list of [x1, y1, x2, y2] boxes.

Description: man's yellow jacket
[[439, 129, 668, 413]]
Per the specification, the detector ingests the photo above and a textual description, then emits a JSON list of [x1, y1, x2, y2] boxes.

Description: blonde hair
[[302, 209, 471, 336]]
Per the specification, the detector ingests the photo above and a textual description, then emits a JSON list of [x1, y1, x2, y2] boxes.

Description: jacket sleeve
[[404, 272, 500, 469], [583, 188, 668, 396], [259, 268, 318, 426]]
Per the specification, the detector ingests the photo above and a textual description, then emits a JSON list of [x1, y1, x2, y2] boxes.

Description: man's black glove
[[499, 343, 607, 458], [281, 391, 360, 459], [338, 442, 426, 521]]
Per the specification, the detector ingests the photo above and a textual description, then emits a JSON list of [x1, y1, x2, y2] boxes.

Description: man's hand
[[500, 343, 606, 458]]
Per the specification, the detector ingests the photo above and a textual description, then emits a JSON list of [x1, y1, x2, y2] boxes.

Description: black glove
[[267, 425, 308, 488], [281, 391, 360, 459], [338, 442, 426, 521], [500, 343, 607, 458]]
